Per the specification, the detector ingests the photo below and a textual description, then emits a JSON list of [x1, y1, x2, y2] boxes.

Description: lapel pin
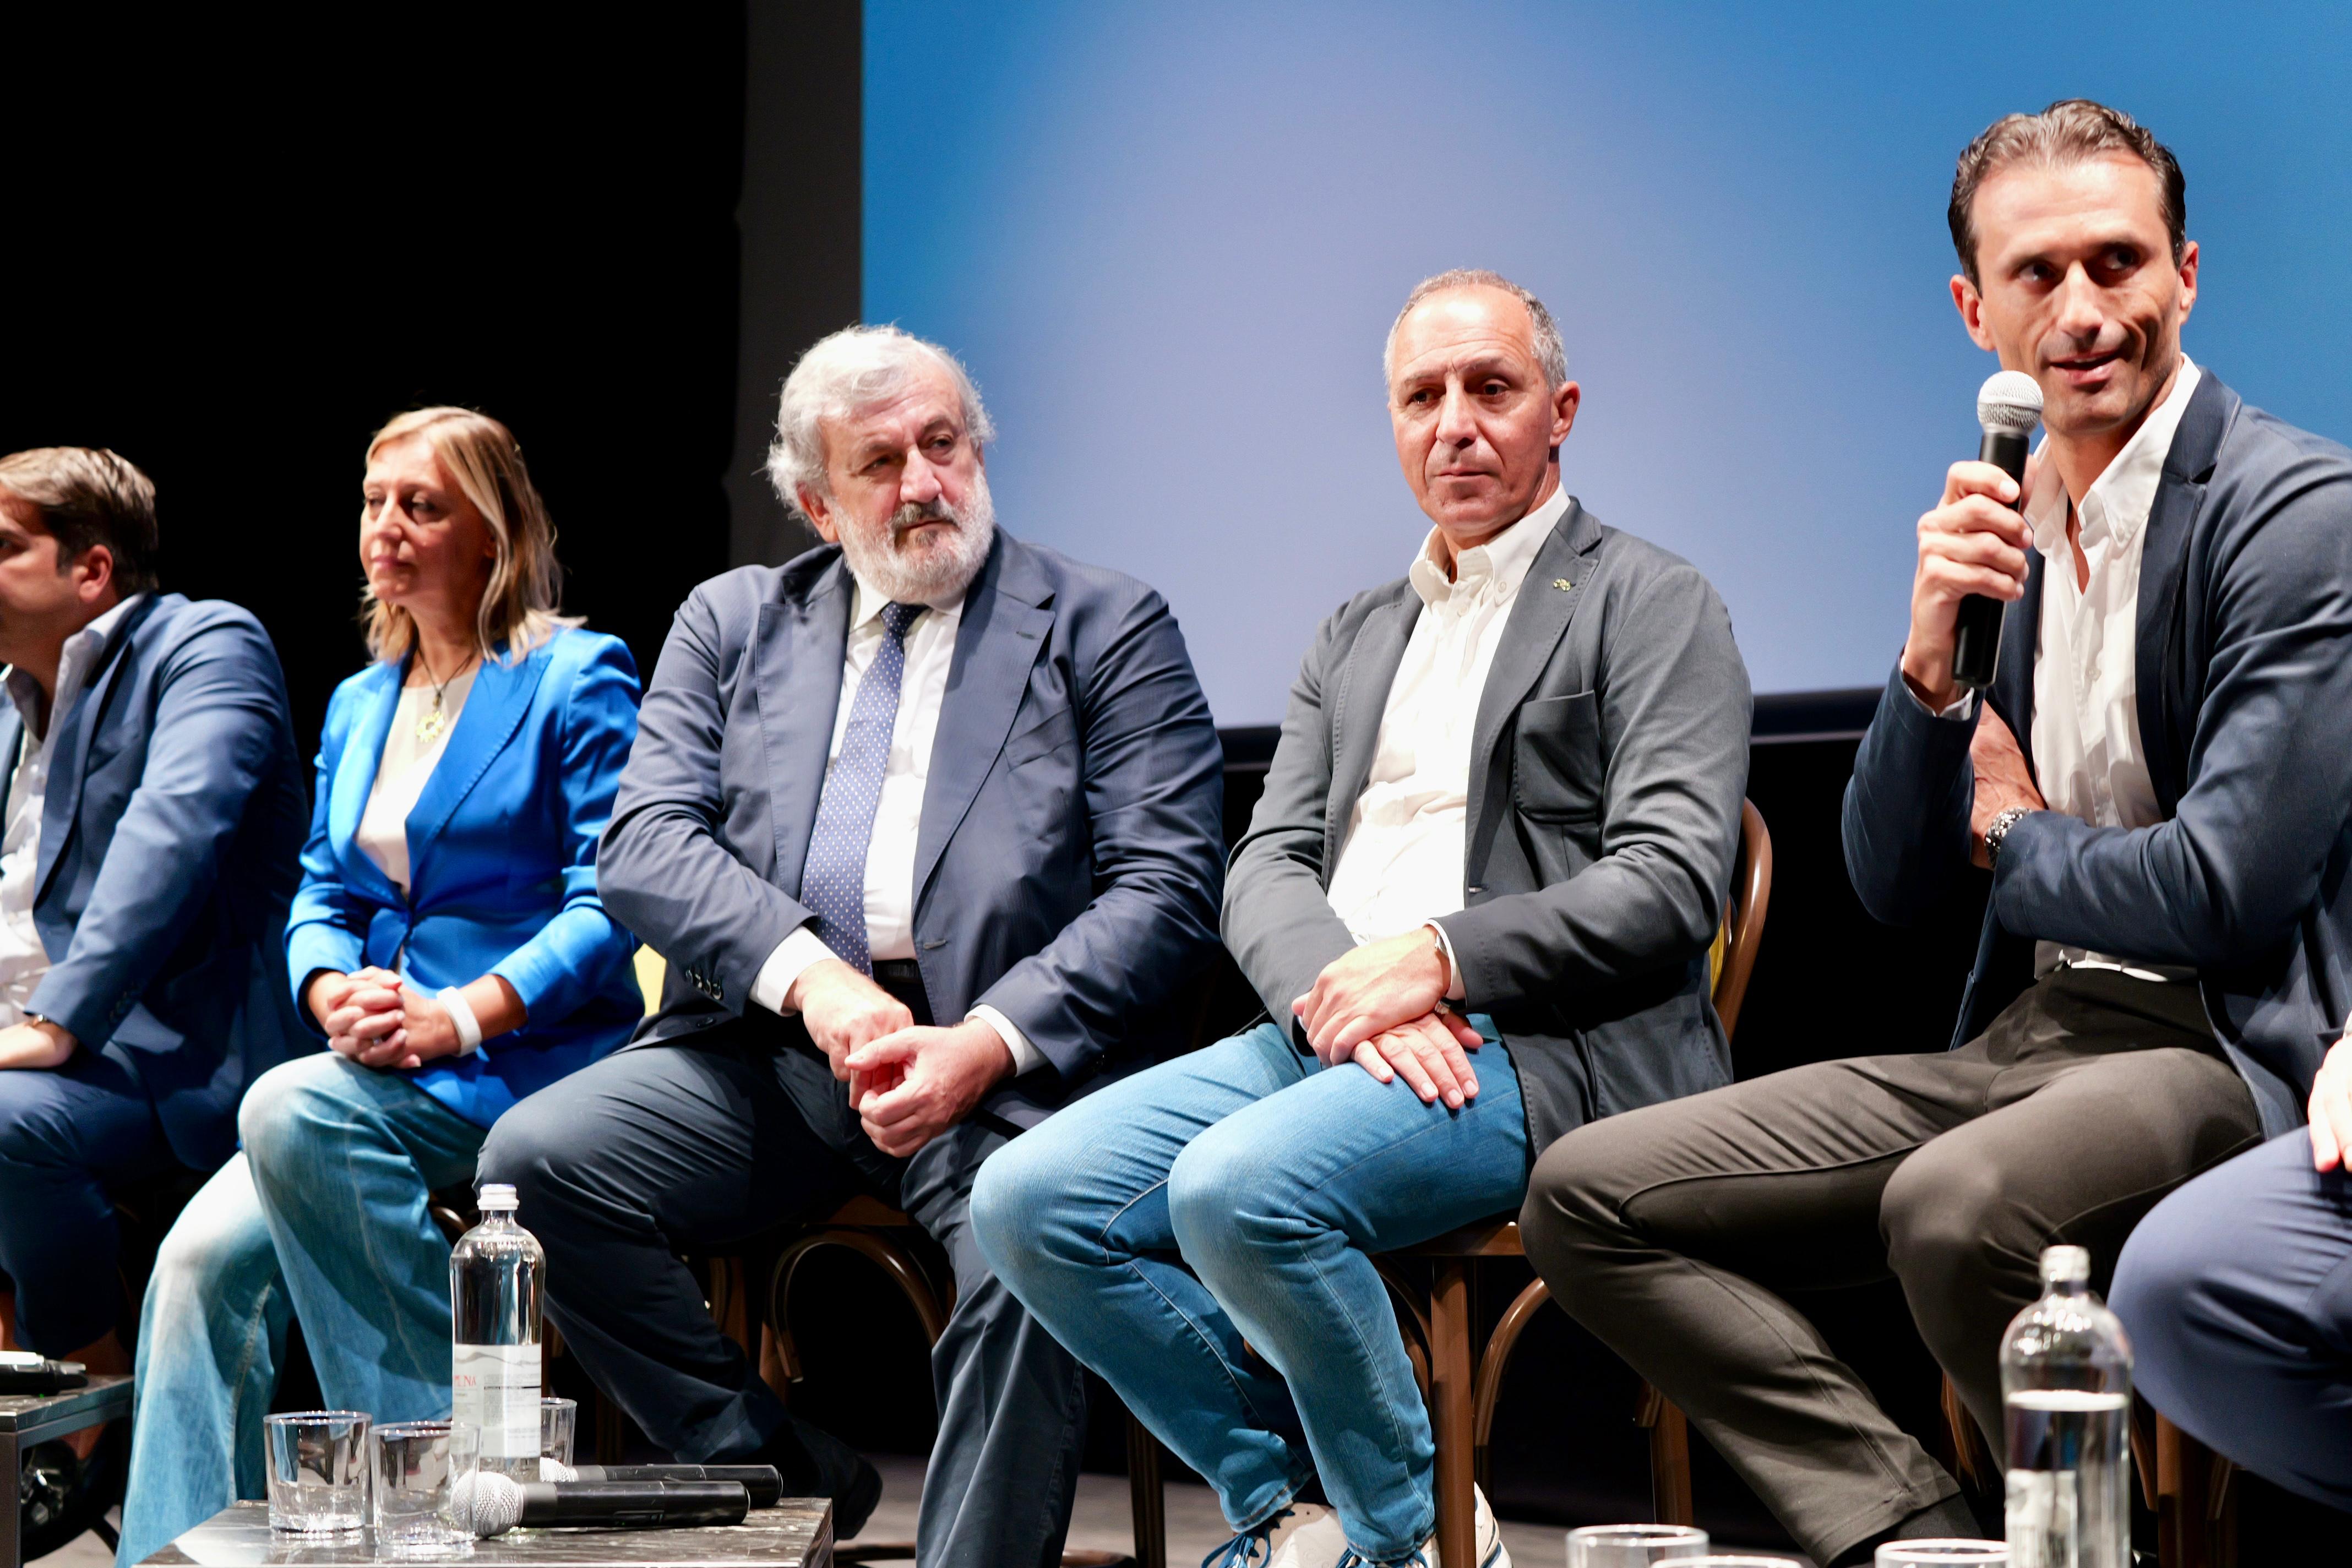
[[1553, 577, 1573, 591]]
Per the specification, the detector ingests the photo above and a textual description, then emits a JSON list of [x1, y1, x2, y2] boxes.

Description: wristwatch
[[1984, 805, 2031, 867]]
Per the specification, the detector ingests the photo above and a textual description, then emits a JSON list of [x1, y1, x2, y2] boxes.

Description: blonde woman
[[119, 409, 643, 1564]]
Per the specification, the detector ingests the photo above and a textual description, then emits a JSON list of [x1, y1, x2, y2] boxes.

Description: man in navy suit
[[1524, 100, 2352, 1567], [0, 448, 307, 1452], [481, 325, 1226, 1566]]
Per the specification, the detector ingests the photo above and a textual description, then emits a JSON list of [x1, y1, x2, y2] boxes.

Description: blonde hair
[[361, 407, 578, 663]]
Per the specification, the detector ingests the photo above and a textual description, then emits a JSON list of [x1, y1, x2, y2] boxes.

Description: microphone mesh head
[[452, 1470, 524, 1537], [1978, 370, 2044, 435], [539, 1458, 578, 1483]]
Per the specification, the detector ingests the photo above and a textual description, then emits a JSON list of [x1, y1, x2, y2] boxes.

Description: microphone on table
[[1951, 369, 2045, 690], [452, 1473, 749, 1537], [537, 1461, 783, 1508]]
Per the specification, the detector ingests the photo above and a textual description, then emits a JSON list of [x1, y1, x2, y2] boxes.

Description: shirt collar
[[4, 592, 146, 743], [1408, 486, 1568, 610], [2026, 356, 2200, 560], [848, 573, 965, 634]]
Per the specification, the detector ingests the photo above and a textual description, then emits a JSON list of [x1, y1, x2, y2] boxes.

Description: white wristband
[[437, 986, 486, 1057]]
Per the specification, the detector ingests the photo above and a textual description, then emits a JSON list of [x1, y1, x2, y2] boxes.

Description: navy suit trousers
[[2114, 1129, 2352, 1510]]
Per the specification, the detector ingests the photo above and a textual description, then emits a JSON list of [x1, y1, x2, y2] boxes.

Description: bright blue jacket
[[287, 627, 643, 1127]]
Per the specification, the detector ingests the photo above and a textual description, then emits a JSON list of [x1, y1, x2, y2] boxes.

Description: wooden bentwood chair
[[1384, 797, 1773, 1568]]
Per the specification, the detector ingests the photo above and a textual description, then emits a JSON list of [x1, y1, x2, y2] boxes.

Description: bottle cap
[[2040, 1244, 2090, 1286], [477, 1183, 519, 1212]]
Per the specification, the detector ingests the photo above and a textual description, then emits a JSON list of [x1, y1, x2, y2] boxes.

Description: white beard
[[834, 471, 997, 606]]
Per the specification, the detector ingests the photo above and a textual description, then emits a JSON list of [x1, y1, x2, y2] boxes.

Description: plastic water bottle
[[450, 1183, 546, 1478], [2000, 1245, 2131, 1568]]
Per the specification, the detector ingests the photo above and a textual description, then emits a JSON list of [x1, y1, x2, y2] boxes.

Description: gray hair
[[1382, 269, 1568, 393], [765, 325, 998, 520]]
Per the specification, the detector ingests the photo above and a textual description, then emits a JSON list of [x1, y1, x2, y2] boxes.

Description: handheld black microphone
[[1951, 370, 2045, 690], [537, 1462, 783, 1509], [453, 1474, 749, 1537]]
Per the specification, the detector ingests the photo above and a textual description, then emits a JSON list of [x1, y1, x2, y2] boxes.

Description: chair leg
[[1429, 1258, 1478, 1568], [1635, 1385, 1694, 1528], [2155, 1415, 2228, 1568], [1126, 1409, 1168, 1568]]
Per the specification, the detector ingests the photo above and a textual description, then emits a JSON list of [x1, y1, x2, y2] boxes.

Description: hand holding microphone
[[1899, 371, 2044, 709]]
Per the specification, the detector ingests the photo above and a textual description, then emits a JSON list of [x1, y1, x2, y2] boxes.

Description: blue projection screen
[[863, 2, 2352, 723]]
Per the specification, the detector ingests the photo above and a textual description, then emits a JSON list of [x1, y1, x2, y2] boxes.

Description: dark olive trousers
[[1520, 968, 2264, 1566]]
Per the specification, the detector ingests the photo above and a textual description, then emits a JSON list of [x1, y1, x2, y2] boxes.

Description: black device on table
[[0, 1351, 87, 1394]]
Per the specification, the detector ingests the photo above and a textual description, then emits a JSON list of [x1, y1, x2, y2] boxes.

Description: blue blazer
[[286, 627, 644, 1128], [1845, 370, 2352, 1138], [596, 531, 1227, 1130], [0, 594, 309, 1170]]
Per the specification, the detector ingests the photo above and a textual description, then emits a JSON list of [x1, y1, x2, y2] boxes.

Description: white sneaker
[[1365, 1487, 1510, 1568], [1205, 1500, 1347, 1568]]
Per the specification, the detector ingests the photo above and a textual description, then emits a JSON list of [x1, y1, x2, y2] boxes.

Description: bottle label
[[453, 1343, 541, 1460]]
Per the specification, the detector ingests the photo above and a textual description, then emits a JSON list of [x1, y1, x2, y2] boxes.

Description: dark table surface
[[0, 1375, 132, 1441], [142, 1501, 832, 1568]]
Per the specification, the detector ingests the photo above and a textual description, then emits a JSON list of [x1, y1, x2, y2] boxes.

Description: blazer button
[[1466, 884, 1485, 896]]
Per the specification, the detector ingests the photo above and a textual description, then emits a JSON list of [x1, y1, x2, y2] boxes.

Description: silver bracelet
[[437, 986, 486, 1057]]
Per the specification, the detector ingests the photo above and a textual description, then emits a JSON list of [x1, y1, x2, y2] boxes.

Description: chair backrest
[[1709, 798, 1773, 1043]]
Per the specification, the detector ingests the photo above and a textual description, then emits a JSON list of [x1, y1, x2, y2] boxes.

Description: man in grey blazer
[[479, 326, 1226, 1568], [1523, 101, 2352, 1568], [975, 270, 1751, 1568]]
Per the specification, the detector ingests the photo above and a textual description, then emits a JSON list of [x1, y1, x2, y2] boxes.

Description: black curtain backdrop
[[5, 11, 747, 755]]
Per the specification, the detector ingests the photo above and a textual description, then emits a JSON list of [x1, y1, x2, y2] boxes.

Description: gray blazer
[[1226, 499, 1753, 1155], [597, 530, 1227, 1130]]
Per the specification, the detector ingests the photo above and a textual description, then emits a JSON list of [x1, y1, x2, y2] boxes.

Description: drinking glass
[[1676, 1559, 1798, 1568], [1567, 1523, 1711, 1567], [1876, 1544, 2009, 1567], [264, 1411, 369, 1535], [539, 1396, 577, 1471], [372, 1420, 480, 1555]]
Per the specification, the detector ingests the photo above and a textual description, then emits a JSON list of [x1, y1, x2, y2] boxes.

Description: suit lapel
[[755, 558, 853, 897], [1991, 549, 2042, 786], [36, 597, 155, 905], [1324, 596, 1416, 876], [329, 661, 406, 906], [1462, 504, 1602, 865], [2135, 372, 2230, 814], [916, 536, 1053, 903], [404, 646, 550, 882]]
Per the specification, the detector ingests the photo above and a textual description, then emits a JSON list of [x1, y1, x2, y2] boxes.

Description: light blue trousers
[[117, 1054, 485, 1566], [972, 1019, 1529, 1564]]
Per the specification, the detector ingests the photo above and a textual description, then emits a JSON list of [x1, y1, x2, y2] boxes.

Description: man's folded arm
[[1840, 661, 1984, 929], [1221, 607, 1359, 1034], [30, 614, 288, 1047], [596, 585, 815, 1012], [1996, 469, 2352, 967], [972, 587, 1227, 1080], [1440, 568, 1750, 1008]]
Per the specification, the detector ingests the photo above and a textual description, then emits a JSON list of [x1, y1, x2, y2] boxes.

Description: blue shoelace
[[1336, 1550, 1431, 1568], [1202, 1505, 1302, 1568]]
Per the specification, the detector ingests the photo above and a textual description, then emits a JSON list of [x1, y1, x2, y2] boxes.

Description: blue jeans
[[118, 1054, 486, 1566], [972, 1019, 1528, 1563]]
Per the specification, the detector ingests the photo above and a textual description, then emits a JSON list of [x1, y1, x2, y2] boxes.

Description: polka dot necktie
[[801, 601, 923, 974]]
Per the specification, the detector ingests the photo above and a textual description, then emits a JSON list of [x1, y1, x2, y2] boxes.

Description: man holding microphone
[[1521, 100, 2352, 1567]]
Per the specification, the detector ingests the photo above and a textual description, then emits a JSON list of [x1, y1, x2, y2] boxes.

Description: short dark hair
[[0, 447, 161, 594], [1948, 99, 2186, 286]]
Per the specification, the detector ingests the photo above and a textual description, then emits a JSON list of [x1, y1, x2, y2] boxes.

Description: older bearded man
[[480, 325, 1227, 1567]]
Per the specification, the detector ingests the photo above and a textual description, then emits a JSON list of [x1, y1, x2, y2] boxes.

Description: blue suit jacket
[[0, 594, 309, 1170], [1845, 370, 2352, 1137], [597, 531, 1226, 1129], [286, 628, 645, 1129]]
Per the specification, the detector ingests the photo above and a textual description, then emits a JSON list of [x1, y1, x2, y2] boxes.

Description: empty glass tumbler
[[1567, 1524, 1711, 1567], [539, 1397, 577, 1472], [264, 1411, 370, 1535], [373, 1420, 480, 1555], [1877, 1543, 2010, 1567]]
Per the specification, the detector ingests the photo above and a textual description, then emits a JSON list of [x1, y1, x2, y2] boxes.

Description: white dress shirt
[[748, 574, 1043, 1075], [356, 665, 478, 893], [0, 594, 145, 1026], [1324, 487, 1568, 995], [2024, 356, 2201, 981]]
